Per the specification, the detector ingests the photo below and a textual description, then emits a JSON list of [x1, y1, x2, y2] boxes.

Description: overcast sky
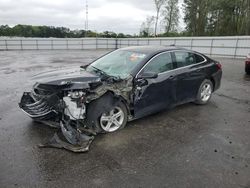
[[0, 0, 184, 34]]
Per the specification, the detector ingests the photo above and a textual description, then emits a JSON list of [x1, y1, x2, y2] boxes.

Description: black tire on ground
[[195, 79, 213, 105], [96, 101, 128, 133], [245, 68, 250, 75], [86, 93, 128, 133]]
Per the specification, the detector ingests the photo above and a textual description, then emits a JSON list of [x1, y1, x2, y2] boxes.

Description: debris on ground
[[39, 120, 95, 153]]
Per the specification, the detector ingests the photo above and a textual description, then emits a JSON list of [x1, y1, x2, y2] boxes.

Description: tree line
[[0, 25, 133, 38], [140, 0, 250, 37]]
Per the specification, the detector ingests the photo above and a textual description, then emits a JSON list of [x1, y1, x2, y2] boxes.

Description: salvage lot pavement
[[0, 50, 250, 188]]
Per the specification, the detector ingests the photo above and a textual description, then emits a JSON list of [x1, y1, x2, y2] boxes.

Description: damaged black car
[[19, 46, 222, 151]]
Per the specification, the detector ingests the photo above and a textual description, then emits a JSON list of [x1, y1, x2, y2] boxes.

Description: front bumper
[[19, 92, 57, 120]]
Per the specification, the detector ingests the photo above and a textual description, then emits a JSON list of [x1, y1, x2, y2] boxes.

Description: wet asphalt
[[0, 50, 250, 188]]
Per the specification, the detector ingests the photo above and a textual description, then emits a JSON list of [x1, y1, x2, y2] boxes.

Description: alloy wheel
[[100, 106, 125, 132], [200, 83, 212, 102]]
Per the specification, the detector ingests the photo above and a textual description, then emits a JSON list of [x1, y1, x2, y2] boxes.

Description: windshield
[[86, 50, 147, 79]]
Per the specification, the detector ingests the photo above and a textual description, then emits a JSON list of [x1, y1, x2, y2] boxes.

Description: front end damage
[[19, 92, 58, 120], [19, 73, 133, 152]]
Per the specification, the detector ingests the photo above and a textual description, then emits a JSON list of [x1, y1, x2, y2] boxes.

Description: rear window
[[195, 54, 205, 63], [174, 51, 196, 68], [174, 51, 205, 68]]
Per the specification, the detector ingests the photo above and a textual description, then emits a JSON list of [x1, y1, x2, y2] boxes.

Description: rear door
[[173, 51, 207, 104], [133, 52, 176, 118]]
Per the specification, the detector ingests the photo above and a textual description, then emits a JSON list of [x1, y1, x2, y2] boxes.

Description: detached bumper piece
[[19, 92, 56, 120], [39, 120, 94, 153]]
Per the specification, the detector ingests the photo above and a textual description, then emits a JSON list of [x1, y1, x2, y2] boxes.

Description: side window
[[142, 53, 173, 74], [174, 51, 196, 68], [195, 54, 205, 63]]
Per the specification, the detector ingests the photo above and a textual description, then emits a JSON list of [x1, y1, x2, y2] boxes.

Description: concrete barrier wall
[[0, 36, 250, 58]]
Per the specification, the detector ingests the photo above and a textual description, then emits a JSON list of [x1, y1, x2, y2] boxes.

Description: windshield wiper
[[91, 66, 108, 77], [91, 66, 121, 81]]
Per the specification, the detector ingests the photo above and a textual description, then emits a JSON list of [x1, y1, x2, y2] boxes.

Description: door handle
[[169, 75, 175, 79]]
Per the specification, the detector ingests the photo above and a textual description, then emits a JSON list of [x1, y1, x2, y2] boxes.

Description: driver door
[[133, 52, 176, 119]]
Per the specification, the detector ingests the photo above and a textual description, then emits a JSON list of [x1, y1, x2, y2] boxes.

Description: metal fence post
[[234, 38, 239, 59], [51, 40, 53, 50], [115, 38, 118, 49], [5, 40, 8, 50], [96, 37, 98, 50], [82, 39, 84, 50], [66, 39, 69, 50], [20, 39, 23, 50], [36, 40, 38, 50], [210, 39, 214, 56], [190, 38, 193, 50]]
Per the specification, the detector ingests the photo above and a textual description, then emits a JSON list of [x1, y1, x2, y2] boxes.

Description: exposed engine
[[63, 91, 86, 120]]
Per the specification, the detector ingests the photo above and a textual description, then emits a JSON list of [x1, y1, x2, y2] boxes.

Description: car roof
[[119, 45, 190, 77], [120, 45, 186, 55]]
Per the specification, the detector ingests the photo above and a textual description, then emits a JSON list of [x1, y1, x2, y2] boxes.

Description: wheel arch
[[103, 90, 131, 116], [85, 90, 129, 133], [208, 77, 215, 92]]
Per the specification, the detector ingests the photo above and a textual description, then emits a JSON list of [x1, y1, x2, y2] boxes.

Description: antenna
[[85, 0, 89, 36]]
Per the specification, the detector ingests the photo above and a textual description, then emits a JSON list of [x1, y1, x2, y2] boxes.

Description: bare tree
[[140, 16, 155, 37], [154, 0, 165, 36], [162, 0, 179, 34]]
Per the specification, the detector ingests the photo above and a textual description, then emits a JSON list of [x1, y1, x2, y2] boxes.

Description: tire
[[195, 79, 213, 105], [97, 101, 128, 133], [246, 68, 250, 75], [86, 93, 128, 133]]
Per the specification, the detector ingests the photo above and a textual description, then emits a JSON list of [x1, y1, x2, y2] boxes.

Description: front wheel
[[99, 105, 127, 133], [195, 79, 213, 105]]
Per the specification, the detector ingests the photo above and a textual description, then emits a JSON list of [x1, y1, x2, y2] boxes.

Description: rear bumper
[[212, 70, 222, 91], [19, 92, 57, 120]]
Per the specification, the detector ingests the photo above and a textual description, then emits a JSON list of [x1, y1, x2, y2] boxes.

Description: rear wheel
[[195, 79, 213, 105]]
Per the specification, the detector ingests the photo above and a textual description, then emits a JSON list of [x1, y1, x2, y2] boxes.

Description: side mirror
[[137, 72, 158, 79]]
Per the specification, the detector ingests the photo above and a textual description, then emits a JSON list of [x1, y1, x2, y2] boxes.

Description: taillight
[[246, 59, 250, 65], [216, 62, 222, 70]]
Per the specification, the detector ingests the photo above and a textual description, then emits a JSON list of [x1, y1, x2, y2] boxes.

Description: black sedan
[[19, 46, 222, 133]]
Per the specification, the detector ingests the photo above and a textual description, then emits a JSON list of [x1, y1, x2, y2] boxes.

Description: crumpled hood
[[32, 67, 101, 86]]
